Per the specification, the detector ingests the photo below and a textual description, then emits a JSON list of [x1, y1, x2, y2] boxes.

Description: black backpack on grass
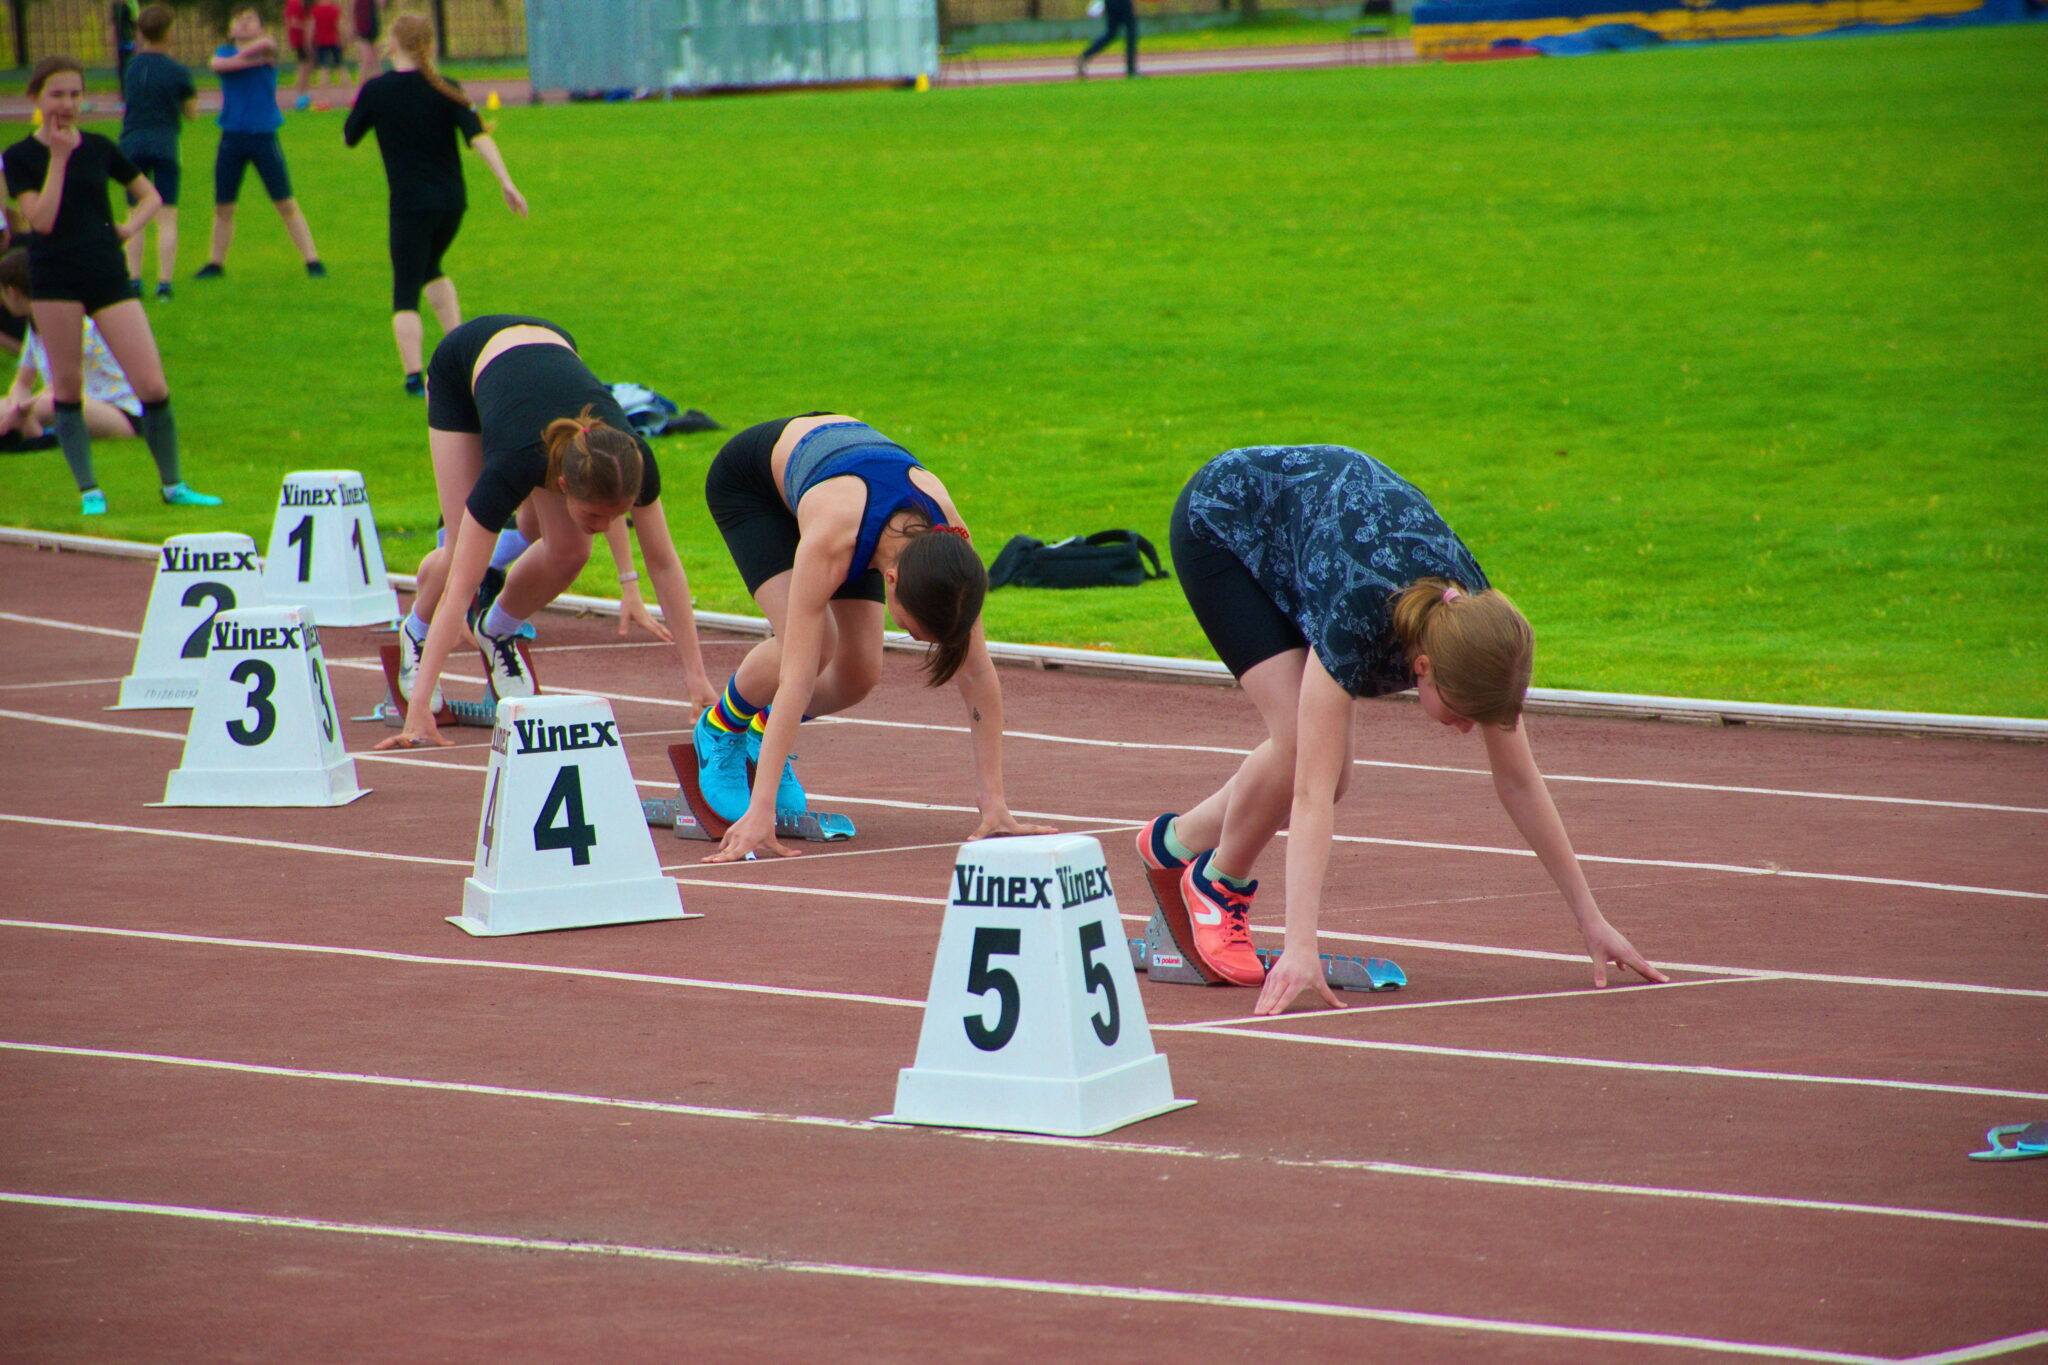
[[987, 530, 1169, 590]]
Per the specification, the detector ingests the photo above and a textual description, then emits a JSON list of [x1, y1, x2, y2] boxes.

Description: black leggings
[[390, 207, 463, 312], [1082, 0, 1138, 73], [1169, 476, 1306, 680], [704, 416, 884, 604]]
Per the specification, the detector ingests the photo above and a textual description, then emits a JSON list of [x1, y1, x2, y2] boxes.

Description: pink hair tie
[[1441, 587, 1462, 603]]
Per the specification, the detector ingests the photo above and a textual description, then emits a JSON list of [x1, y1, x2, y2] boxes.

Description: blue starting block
[[640, 742, 855, 844], [1126, 910, 1404, 992]]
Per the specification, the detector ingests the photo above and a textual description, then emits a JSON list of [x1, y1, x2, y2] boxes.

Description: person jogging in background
[[119, 5, 195, 301], [694, 413, 1054, 862], [1077, 0, 1138, 79], [345, 13, 526, 396], [0, 70, 216, 515], [1141, 444, 1664, 1014], [197, 8, 325, 282], [373, 314, 715, 751]]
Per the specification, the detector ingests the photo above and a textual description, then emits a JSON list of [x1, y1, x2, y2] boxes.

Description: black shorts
[[389, 207, 462, 311], [29, 254, 137, 314], [128, 151, 180, 208], [705, 416, 883, 604], [215, 131, 292, 204], [1169, 476, 1306, 680]]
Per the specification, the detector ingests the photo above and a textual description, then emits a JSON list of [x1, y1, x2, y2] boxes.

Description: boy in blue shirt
[[119, 5, 195, 300], [196, 7, 325, 281]]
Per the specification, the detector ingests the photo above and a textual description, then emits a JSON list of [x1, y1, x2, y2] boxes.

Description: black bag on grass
[[987, 530, 1169, 590]]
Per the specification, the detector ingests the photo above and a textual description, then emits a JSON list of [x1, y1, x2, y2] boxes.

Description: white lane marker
[[10, 1040, 2045, 1236], [1172, 1024, 2048, 1102], [0, 1190, 1899, 1363], [1183, 974, 1780, 1028], [0, 612, 138, 640], [1896, 1331, 2048, 1364], [0, 677, 125, 690], [0, 813, 469, 868], [3, 919, 2034, 1098]]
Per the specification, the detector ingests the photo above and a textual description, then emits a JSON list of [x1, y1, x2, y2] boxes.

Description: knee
[[828, 651, 883, 703], [536, 536, 590, 577], [1332, 760, 1354, 804]]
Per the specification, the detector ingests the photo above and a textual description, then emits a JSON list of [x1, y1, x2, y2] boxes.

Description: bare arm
[[19, 130, 79, 236], [627, 499, 718, 709], [1254, 653, 1352, 1015], [372, 510, 496, 750], [1482, 720, 1666, 986], [952, 626, 1056, 841], [467, 134, 527, 216], [210, 38, 277, 73], [116, 174, 160, 241]]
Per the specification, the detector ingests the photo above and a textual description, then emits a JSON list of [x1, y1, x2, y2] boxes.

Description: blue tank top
[[782, 421, 949, 587]]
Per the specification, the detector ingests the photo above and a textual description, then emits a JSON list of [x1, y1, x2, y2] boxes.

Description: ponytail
[[390, 14, 471, 107], [542, 405, 643, 508], [894, 522, 986, 687], [1390, 576, 1534, 728]]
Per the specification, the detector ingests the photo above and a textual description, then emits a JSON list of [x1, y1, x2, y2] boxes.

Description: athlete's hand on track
[[702, 809, 798, 863], [373, 718, 452, 751], [1254, 945, 1345, 1016], [1581, 918, 1666, 987], [684, 675, 719, 712], [617, 594, 672, 643], [966, 812, 1058, 841]]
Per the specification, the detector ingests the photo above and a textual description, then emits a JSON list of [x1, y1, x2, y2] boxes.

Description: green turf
[[1, 24, 2042, 716]]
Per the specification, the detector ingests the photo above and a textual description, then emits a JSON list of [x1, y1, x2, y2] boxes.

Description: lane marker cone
[[881, 833, 1192, 1137], [159, 604, 366, 807], [453, 694, 697, 936], [113, 532, 267, 710], [261, 470, 399, 626]]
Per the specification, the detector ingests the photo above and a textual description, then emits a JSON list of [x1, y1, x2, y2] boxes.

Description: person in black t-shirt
[[372, 315, 714, 752], [110, 1, 140, 89], [344, 13, 525, 396], [1, 57, 215, 515], [119, 6, 196, 300]]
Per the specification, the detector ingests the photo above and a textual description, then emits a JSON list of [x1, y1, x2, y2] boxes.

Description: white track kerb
[[260, 472, 399, 627], [159, 604, 366, 808], [113, 533, 267, 710], [884, 834, 1193, 1137], [455, 694, 695, 937], [7, 526, 2042, 742]]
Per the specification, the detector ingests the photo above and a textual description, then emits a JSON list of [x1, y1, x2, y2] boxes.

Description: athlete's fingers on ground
[[1589, 950, 1609, 989], [1623, 950, 1669, 984], [1312, 972, 1347, 1010]]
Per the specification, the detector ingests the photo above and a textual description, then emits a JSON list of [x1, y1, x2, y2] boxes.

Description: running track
[[2, 541, 2043, 1363]]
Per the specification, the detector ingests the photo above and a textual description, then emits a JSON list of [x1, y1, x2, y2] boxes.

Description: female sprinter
[[1140, 444, 1665, 1014], [0, 57, 213, 514], [373, 314, 715, 751], [343, 13, 526, 395], [695, 414, 1054, 862]]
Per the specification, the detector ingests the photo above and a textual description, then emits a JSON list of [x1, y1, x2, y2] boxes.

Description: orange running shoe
[[1180, 850, 1267, 987]]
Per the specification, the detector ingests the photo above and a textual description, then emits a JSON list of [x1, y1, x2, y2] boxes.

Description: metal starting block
[[1125, 909, 1406, 992], [1969, 1122, 2048, 1161], [353, 640, 531, 728], [639, 742, 856, 843]]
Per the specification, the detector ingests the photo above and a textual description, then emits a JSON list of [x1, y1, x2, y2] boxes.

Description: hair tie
[[1441, 587, 1462, 603], [930, 524, 971, 541]]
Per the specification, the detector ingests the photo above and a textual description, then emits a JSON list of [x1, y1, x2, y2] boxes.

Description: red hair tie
[[930, 524, 971, 541]]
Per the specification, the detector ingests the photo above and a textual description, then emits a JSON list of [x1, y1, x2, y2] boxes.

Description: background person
[[375, 314, 715, 751], [197, 8, 325, 282], [119, 4, 195, 301], [1143, 444, 1664, 1014], [0, 68, 214, 515], [344, 13, 526, 396], [1077, 0, 1138, 79], [695, 413, 1054, 862], [353, 0, 385, 86], [0, 248, 147, 441]]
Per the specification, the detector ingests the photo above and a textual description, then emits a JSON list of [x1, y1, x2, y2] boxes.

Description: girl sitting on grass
[[1140, 443, 1665, 1014]]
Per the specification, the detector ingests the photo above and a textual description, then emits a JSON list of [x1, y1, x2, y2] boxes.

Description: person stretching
[[197, 8, 324, 282], [344, 13, 526, 396], [374, 314, 714, 751], [1142, 444, 1664, 1014], [0, 61, 214, 514], [695, 413, 1053, 862]]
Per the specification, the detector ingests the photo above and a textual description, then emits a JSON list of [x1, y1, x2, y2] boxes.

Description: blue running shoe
[[693, 712, 753, 822], [161, 482, 222, 507], [81, 488, 107, 516], [745, 724, 807, 814]]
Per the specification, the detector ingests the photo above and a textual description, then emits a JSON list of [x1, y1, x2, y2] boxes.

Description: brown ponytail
[[894, 523, 986, 687], [1390, 576, 1534, 728], [542, 405, 643, 508], [390, 14, 472, 107]]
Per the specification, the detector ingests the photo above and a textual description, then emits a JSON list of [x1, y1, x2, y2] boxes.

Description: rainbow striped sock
[[706, 678, 761, 735]]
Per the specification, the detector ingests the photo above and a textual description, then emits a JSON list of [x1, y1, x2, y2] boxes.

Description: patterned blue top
[[783, 421, 948, 588], [1183, 445, 1489, 698]]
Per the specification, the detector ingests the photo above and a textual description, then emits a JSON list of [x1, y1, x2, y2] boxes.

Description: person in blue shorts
[[119, 6, 195, 300], [197, 8, 324, 281], [1139, 444, 1665, 1014]]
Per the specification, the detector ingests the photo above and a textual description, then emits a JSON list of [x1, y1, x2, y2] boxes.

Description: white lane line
[[1183, 974, 1780, 1028], [10, 1040, 2045, 1236], [1173, 1024, 2048, 1102], [8, 608, 2043, 817], [1898, 1332, 2048, 1364], [0, 918, 923, 1009], [0, 677, 125, 690], [0, 814, 469, 868], [8, 702, 2040, 902], [3, 919, 2034, 1098], [0, 1190, 1897, 1362]]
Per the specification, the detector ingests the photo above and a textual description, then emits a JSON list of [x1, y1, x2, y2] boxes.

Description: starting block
[[354, 639, 534, 728], [639, 742, 856, 843], [1126, 910, 1406, 992], [1969, 1122, 2048, 1161]]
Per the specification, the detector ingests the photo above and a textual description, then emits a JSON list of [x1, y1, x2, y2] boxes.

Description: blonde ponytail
[[1390, 577, 1534, 728], [391, 14, 471, 107]]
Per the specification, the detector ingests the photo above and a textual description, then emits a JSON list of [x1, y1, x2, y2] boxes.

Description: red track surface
[[3, 541, 2044, 1363]]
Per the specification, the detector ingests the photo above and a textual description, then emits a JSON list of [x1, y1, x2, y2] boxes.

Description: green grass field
[[2, 24, 2042, 715]]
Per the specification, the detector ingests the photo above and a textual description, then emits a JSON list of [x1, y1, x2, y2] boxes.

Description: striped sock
[[706, 678, 761, 735]]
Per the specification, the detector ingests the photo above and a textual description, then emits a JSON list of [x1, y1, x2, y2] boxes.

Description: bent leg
[[495, 487, 592, 619], [1174, 648, 1310, 879], [412, 429, 486, 624]]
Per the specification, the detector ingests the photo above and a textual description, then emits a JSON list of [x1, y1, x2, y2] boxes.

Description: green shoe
[[161, 483, 222, 507]]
